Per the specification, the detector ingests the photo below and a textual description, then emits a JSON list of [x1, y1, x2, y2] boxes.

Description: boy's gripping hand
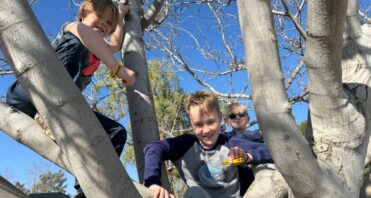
[[118, 65, 136, 86], [228, 146, 253, 165], [110, 61, 136, 86], [149, 184, 174, 198]]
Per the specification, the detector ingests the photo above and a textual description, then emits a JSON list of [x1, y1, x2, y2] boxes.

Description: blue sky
[[0, 0, 311, 195]]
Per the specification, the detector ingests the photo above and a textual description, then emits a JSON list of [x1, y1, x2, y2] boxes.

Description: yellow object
[[222, 157, 245, 166], [110, 61, 123, 78]]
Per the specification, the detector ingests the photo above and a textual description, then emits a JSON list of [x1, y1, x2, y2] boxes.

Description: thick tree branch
[[238, 0, 324, 197], [0, 102, 155, 197]]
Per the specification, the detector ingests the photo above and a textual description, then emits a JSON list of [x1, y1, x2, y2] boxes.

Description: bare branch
[[294, 0, 306, 19], [286, 61, 304, 89], [149, 28, 250, 99], [272, 10, 286, 16], [281, 0, 307, 40], [207, 3, 237, 67], [359, 10, 371, 24]]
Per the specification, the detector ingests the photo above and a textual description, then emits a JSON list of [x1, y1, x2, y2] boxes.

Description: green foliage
[[298, 120, 307, 136], [149, 60, 189, 137], [84, 63, 128, 121], [31, 170, 67, 193]]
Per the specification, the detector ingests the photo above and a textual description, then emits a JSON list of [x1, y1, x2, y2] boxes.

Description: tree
[[0, 0, 144, 197], [238, 0, 370, 197], [1, 0, 371, 197], [31, 170, 67, 194]]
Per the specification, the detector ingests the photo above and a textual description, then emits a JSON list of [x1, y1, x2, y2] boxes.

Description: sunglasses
[[228, 112, 246, 119]]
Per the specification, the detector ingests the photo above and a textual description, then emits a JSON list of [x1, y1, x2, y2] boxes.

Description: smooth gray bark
[[122, 0, 171, 190], [307, 0, 369, 196], [238, 0, 323, 197], [0, 1, 140, 197], [238, 0, 370, 197]]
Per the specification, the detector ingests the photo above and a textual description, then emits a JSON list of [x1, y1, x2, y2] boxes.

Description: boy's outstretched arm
[[66, 22, 135, 86], [108, 3, 130, 52], [144, 135, 195, 197], [228, 137, 273, 165]]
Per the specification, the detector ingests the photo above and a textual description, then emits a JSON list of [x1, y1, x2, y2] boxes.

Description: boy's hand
[[117, 66, 135, 86], [228, 146, 253, 165], [149, 184, 174, 198], [118, 2, 130, 21]]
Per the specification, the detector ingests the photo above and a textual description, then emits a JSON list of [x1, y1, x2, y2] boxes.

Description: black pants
[[6, 81, 127, 168]]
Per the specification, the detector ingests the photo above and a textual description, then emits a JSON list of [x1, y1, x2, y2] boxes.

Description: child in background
[[226, 103, 263, 143], [143, 90, 272, 198], [6, 0, 134, 197]]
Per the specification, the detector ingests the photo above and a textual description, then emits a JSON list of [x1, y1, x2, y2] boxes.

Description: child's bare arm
[[108, 3, 130, 52], [66, 22, 135, 86]]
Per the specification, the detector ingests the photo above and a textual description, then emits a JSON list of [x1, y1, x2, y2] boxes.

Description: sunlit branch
[[286, 61, 304, 89], [294, 0, 306, 19], [0, 70, 13, 76], [272, 10, 286, 16], [359, 10, 371, 23]]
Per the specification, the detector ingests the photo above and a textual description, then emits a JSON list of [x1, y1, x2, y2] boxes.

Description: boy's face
[[227, 109, 249, 132], [188, 106, 222, 150], [82, 8, 113, 37]]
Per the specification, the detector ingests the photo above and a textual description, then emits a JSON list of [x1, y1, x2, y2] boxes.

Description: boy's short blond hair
[[77, 0, 119, 34], [184, 90, 222, 116], [227, 103, 247, 114]]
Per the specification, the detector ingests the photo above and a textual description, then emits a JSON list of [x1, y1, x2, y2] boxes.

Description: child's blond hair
[[77, 0, 119, 34], [184, 90, 222, 116], [226, 103, 247, 114]]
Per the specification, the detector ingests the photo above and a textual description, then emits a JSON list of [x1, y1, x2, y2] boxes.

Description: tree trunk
[[238, 0, 370, 197], [306, 0, 369, 196], [238, 0, 322, 196], [342, 0, 371, 194], [0, 1, 140, 197], [122, 0, 170, 189]]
